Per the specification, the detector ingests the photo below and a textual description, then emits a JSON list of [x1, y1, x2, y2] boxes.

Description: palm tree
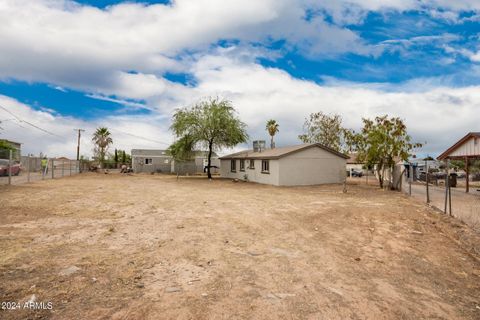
[[92, 127, 113, 168], [266, 119, 279, 149]]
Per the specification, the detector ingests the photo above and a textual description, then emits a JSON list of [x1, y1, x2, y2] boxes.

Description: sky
[[0, 0, 479, 158]]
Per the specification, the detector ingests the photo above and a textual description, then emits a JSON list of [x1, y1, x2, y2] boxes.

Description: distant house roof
[[219, 143, 348, 160], [131, 149, 218, 157], [131, 149, 169, 157], [347, 153, 361, 164], [437, 132, 480, 160]]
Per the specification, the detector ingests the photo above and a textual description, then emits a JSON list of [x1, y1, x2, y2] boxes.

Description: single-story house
[[346, 152, 366, 175], [131, 149, 220, 175], [219, 143, 348, 186]]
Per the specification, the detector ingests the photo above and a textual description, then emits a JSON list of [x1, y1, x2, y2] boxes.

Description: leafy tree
[[450, 159, 480, 173], [92, 127, 113, 168], [356, 115, 421, 189], [266, 119, 279, 149], [167, 135, 195, 179], [121, 150, 126, 164], [114, 149, 118, 164], [0, 140, 15, 151], [170, 97, 249, 179], [298, 112, 354, 153]]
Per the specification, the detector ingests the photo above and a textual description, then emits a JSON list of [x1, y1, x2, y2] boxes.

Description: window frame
[[261, 159, 270, 174], [145, 158, 153, 165], [230, 159, 236, 172], [249, 159, 255, 169], [239, 159, 245, 171]]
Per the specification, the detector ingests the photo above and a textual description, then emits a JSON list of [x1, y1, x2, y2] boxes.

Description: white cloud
[[1, 54, 479, 158], [0, 0, 381, 91], [0, 95, 173, 158], [0, 0, 479, 158]]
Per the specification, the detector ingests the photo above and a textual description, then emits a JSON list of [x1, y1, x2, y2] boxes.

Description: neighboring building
[[0, 139, 21, 160], [437, 132, 480, 192], [131, 149, 220, 175], [346, 153, 365, 175], [219, 143, 348, 186]]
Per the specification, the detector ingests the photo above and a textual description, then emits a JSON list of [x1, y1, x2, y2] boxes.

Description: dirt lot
[[1, 173, 480, 319]]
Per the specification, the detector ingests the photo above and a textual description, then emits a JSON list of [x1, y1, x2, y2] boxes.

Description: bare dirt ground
[[1, 173, 480, 320]]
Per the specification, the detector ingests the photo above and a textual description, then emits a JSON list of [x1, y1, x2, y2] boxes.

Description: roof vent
[[253, 140, 266, 153]]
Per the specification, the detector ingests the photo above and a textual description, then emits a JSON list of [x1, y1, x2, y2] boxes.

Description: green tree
[[170, 97, 249, 179], [0, 140, 14, 150], [299, 112, 353, 152], [92, 127, 113, 168], [356, 115, 421, 189], [266, 119, 279, 149], [121, 150, 126, 164], [167, 135, 195, 179], [114, 149, 118, 164]]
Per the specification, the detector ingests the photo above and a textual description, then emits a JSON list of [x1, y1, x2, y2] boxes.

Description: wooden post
[[465, 157, 469, 193], [51, 158, 54, 179]]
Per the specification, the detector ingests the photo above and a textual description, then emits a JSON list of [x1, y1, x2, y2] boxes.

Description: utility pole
[[74, 129, 85, 161]]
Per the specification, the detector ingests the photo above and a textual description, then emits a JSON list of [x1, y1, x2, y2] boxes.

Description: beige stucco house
[[219, 143, 348, 186]]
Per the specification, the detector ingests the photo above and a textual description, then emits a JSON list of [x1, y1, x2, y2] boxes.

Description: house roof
[[347, 152, 361, 164], [219, 143, 349, 160], [131, 149, 218, 157], [437, 132, 480, 160]]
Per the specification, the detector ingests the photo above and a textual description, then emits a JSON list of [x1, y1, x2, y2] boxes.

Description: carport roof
[[437, 132, 480, 160], [219, 143, 348, 160]]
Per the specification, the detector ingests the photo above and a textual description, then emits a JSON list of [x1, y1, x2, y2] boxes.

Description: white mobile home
[[219, 143, 348, 186], [131, 149, 220, 175]]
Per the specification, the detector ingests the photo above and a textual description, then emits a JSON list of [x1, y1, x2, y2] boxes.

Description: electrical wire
[[0, 104, 63, 138]]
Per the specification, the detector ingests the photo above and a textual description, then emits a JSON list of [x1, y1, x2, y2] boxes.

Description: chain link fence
[[0, 149, 84, 186], [401, 162, 480, 231]]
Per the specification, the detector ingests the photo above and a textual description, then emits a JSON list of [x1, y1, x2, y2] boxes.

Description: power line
[[0, 104, 63, 138], [109, 128, 171, 146]]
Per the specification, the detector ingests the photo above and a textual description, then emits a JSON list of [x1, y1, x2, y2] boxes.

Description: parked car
[[0, 159, 21, 176], [347, 169, 363, 177]]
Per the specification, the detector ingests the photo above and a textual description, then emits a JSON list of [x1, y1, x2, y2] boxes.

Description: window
[[240, 159, 245, 171], [261, 160, 269, 173], [145, 158, 153, 165], [249, 159, 255, 169], [230, 160, 236, 172]]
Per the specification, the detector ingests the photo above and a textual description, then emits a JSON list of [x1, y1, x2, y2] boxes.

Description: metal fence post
[[70, 160, 72, 176], [444, 159, 449, 214], [408, 163, 412, 196], [51, 158, 54, 179], [62, 160, 65, 177], [27, 155, 31, 183], [426, 160, 430, 204], [8, 149, 12, 185]]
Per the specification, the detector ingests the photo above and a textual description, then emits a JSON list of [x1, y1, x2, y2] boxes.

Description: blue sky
[[0, 0, 479, 157]]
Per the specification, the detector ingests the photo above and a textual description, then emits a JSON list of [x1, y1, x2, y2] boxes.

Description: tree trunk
[[270, 136, 274, 149], [207, 140, 213, 179], [388, 165, 395, 190], [377, 167, 383, 189], [100, 147, 104, 169]]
